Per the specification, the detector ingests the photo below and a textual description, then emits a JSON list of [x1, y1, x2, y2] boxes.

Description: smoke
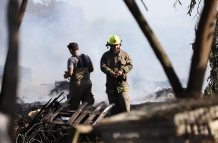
[[0, 0, 205, 104], [0, 66, 3, 79], [0, 65, 54, 103], [0, 65, 31, 82]]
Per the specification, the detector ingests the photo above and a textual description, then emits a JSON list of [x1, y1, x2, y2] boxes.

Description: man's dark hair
[[67, 43, 79, 50]]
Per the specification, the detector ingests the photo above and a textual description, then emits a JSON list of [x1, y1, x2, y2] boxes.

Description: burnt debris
[[15, 92, 114, 143]]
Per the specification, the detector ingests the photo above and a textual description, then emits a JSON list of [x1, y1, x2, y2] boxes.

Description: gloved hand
[[110, 71, 118, 79], [116, 71, 123, 76]]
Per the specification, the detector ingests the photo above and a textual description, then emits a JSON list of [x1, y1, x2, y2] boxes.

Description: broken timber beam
[[67, 102, 88, 125], [74, 106, 93, 124], [84, 101, 105, 125], [49, 98, 71, 121], [92, 103, 115, 127]]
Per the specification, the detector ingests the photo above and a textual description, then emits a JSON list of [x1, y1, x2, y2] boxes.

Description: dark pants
[[68, 80, 95, 110]]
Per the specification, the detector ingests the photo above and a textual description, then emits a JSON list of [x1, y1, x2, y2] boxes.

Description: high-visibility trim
[[123, 66, 129, 73], [111, 68, 119, 73], [106, 90, 114, 94], [105, 67, 112, 73], [117, 87, 129, 93]]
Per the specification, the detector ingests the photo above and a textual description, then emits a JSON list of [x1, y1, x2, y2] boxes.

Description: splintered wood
[[47, 101, 113, 126], [15, 94, 114, 143]]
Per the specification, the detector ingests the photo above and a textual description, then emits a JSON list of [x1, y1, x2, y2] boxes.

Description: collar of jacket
[[110, 48, 121, 55]]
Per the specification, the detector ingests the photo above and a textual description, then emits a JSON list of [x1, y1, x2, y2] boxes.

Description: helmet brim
[[109, 43, 121, 45]]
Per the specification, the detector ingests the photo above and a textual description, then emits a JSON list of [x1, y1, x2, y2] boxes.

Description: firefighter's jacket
[[100, 49, 133, 94]]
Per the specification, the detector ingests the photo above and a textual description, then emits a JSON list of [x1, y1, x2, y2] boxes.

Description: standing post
[[0, 0, 19, 141]]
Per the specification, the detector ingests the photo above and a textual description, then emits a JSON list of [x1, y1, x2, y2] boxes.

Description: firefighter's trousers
[[107, 91, 130, 115], [68, 80, 94, 110]]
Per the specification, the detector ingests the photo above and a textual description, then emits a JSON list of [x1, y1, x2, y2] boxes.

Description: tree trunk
[[0, 0, 19, 141]]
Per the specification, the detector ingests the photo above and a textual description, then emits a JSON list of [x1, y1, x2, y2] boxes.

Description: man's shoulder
[[68, 56, 73, 61], [104, 50, 111, 54], [83, 54, 89, 58], [102, 50, 111, 56], [73, 54, 89, 60], [82, 54, 92, 60], [83, 54, 91, 61], [68, 56, 77, 62], [120, 49, 129, 56]]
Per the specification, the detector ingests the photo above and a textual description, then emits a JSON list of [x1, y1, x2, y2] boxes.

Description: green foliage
[[205, 12, 218, 97], [190, 11, 218, 97]]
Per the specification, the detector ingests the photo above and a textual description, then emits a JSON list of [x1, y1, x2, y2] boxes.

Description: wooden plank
[[73, 111, 89, 124], [43, 92, 64, 113], [60, 108, 76, 112], [41, 111, 53, 121], [34, 98, 52, 120], [41, 98, 71, 121], [73, 106, 93, 124], [48, 120, 67, 125], [92, 103, 115, 127], [25, 98, 52, 132], [56, 117, 68, 130], [58, 111, 99, 117], [83, 101, 105, 125], [58, 112, 74, 116], [49, 98, 71, 121], [67, 102, 88, 125]]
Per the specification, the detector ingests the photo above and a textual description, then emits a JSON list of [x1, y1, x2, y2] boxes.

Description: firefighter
[[64, 43, 95, 110], [100, 35, 133, 115]]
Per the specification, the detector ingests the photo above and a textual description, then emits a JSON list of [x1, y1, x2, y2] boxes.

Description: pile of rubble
[[14, 92, 114, 143], [14, 89, 178, 142]]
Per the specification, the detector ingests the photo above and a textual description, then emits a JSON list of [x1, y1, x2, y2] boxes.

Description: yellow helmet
[[107, 34, 122, 45]]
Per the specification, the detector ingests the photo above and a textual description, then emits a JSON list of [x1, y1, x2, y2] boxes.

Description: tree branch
[[18, 0, 27, 28], [123, 0, 184, 97]]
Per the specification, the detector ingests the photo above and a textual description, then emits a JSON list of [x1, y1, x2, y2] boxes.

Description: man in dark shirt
[[64, 43, 94, 110]]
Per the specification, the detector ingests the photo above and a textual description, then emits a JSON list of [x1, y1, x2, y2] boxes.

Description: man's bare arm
[[64, 68, 73, 79]]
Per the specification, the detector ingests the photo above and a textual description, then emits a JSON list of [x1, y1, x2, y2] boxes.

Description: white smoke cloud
[[0, 0, 210, 104]]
